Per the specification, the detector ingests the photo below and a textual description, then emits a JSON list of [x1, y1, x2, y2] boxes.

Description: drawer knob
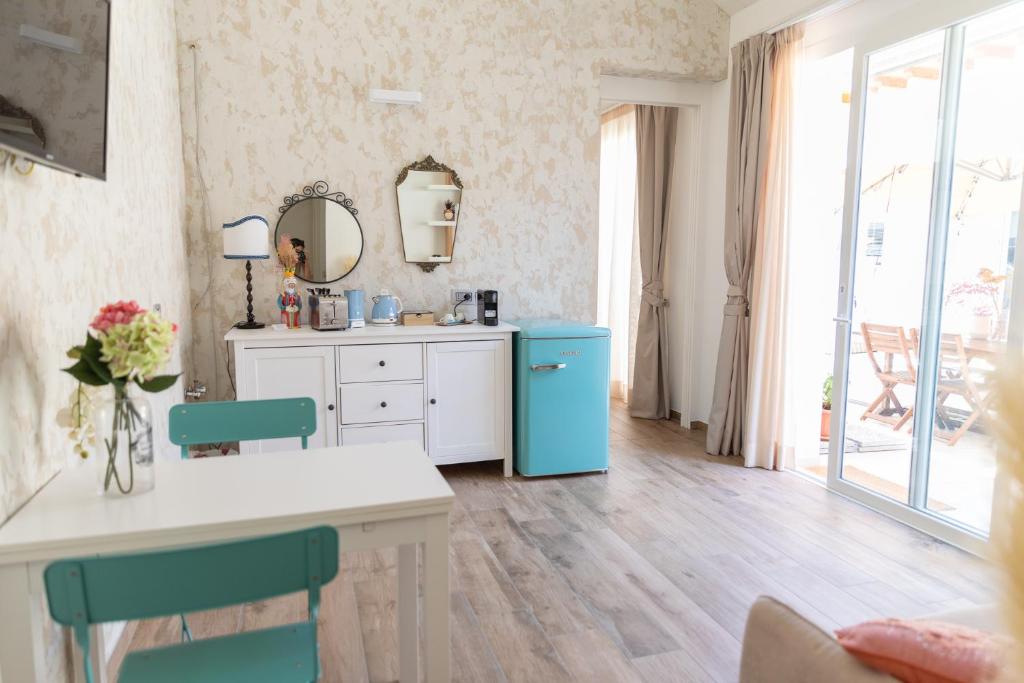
[[380, 401, 388, 408], [429, 398, 437, 405], [328, 404, 335, 411], [379, 360, 386, 367]]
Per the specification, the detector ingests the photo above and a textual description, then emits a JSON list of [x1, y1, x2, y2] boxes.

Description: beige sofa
[[739, 596, 1002, 683]]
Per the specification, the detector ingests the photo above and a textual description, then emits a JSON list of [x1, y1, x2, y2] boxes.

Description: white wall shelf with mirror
[[396, 155, 464, 272], [226, 322, 517, 476]]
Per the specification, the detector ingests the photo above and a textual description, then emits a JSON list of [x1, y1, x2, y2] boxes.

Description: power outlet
[[451, 289, 477, 321], [451, 289, 474, 305]]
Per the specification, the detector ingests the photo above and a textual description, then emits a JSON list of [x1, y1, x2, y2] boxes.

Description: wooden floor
[[113, 402, 996, 682]]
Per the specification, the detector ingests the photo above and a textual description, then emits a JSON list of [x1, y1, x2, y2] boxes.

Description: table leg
[[0, 562, 48, 683], [422, 513, 450, 682], [398, 543, 418, 683]]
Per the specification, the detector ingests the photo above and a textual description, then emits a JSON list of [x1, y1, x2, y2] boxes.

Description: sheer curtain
[[743, 25, 808, 469], [597, 105, 641, 402]]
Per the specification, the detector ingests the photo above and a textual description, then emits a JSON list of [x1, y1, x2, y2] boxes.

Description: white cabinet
[[228, 323, 516, 475], [426, 341, 503, 464], [237, 345, 338, 453]]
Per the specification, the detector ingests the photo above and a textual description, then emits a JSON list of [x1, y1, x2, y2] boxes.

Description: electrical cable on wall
[[186, 41, 230, 400]]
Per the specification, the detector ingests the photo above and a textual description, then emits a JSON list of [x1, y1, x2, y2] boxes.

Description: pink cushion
[[835, 619, 1009, 683]]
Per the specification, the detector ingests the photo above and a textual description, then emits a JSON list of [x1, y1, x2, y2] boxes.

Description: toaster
[[309, 294, 349, 331]]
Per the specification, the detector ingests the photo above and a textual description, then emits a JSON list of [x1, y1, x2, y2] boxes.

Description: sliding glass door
[[828, 0, 1024, 550]]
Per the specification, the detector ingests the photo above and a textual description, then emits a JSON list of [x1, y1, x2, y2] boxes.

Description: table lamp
[[223, 215, 270, 329]]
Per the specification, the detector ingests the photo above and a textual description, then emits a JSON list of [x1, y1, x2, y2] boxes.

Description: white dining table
[[0, 442, 454, 683]]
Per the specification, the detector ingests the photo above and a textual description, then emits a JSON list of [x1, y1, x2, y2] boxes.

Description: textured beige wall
[[0, 1, 187, 677], [175, 0, 729, 400]]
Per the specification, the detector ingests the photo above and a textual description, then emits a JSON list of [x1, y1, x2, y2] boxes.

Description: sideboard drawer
[[340, 422, 425, 449], [338, 343, 423, 383], [340, 382, 424, 425]]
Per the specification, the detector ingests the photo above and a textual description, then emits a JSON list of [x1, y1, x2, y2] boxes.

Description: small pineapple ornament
[[443, 200, 456, 221]]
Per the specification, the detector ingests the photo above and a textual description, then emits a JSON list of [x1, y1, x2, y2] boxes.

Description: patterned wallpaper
[[174, 0, 729, 400], [0, 1, 187, 677]]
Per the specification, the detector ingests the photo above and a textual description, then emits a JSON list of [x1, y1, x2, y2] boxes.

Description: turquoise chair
[[169, 397, 317, 459], [45, 526, 339, 683]]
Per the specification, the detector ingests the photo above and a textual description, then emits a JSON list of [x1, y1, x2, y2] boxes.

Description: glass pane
[[840, 30, 946, 502], [926, 3, 1024, 533], [792, 48, 853, 480]]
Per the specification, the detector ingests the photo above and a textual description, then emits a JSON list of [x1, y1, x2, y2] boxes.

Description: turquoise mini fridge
[[512, 320, 610, 476]]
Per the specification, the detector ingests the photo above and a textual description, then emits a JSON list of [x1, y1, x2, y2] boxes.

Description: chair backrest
[[45, 526, 338, 681], [861, 322, 916, 379], [909, 329, 972, 375], [169, 398, 317, 458]]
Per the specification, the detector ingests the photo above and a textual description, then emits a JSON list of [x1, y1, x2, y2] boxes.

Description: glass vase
[[92, 388, 155, 496]]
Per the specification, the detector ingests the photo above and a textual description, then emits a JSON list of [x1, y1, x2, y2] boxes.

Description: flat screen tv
[[0, 1, 111, 180]]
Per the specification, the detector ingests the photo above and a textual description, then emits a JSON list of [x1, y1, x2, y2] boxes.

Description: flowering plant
[[62, 301, 179, 393], [58, 301, 179, 494], [946, 269, 1005, 317]]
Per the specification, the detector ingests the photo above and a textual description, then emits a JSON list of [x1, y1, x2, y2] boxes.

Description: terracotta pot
[[820, 408, 831, 441]]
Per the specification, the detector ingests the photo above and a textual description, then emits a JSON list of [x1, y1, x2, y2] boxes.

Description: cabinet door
[[426, 340, 503, 463], [237, 346, 337, 453]]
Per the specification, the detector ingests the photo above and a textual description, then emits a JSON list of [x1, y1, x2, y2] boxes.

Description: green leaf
[[135, 373, 181, 393], [62, 360, 107, 387], [82, 333, 102, 358], [75, 333, 115, 384], [81, 350, 114, 385]]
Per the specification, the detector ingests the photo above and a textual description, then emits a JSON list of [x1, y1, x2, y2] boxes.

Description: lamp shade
[[222, 215, 270, 259]]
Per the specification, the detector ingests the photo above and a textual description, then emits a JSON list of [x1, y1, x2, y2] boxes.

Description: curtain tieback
[[641, 283, 669, 308], [723, 284, 748, 316]]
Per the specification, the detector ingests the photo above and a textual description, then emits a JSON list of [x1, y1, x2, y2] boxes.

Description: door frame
[[823, 0, 1020, 554]]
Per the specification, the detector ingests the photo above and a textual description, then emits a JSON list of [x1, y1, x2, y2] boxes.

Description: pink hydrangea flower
[[90, 300, 145, 333]]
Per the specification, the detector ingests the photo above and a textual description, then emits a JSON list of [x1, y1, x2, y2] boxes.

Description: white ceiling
[[713, 0, 761, 15]]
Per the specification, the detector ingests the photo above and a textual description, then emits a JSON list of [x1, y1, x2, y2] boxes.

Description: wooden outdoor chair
[[910, 329, 993, 446], [859, 322, 917, 430]]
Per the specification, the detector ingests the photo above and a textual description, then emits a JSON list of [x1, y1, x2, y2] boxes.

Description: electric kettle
[[370, 289, 403, 325]]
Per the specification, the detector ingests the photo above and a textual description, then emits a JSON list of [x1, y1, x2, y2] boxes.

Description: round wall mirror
[[275, 181, 363, 283]]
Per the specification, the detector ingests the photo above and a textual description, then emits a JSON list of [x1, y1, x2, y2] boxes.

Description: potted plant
[[443, 200, 456, 221], [821, 374, 833, 440]]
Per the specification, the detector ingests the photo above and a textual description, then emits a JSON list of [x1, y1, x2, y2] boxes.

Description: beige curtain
[[631, 105, 678, 419], [597, 105, 641, 401], [706, 30, 800, 456], [743, 26, 804, 469]]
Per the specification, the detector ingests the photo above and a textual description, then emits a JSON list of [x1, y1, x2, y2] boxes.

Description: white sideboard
[[225, 322, 518, 476]]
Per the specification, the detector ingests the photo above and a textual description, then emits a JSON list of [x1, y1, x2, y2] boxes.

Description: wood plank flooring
[[112, 402, 996, 682]]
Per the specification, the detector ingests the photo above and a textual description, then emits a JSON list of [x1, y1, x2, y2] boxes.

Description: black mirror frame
[[274, 180, 364, 284]]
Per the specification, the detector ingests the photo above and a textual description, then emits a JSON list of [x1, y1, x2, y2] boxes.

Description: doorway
[[596, 81, 707, 422]]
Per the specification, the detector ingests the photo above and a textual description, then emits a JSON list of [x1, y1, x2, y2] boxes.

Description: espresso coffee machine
[[476, 289, 498, 326]]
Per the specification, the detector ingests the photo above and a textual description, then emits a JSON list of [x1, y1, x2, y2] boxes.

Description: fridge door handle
[[530, 362, 567, 372]]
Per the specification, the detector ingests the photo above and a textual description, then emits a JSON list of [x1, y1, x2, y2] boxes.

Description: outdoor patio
[[796, 348, 998, 533]]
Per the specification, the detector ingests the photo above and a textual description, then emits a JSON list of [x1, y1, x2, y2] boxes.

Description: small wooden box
[[401, 310, 435, 326]]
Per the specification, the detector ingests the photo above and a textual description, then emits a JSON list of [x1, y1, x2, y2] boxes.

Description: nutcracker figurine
[[278, 272, 302, 328]]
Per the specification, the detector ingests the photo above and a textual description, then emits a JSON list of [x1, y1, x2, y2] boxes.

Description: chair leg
[[944, 393, 991, 447], [861, 389, 888, 421], [893, 405, 915, 431]]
